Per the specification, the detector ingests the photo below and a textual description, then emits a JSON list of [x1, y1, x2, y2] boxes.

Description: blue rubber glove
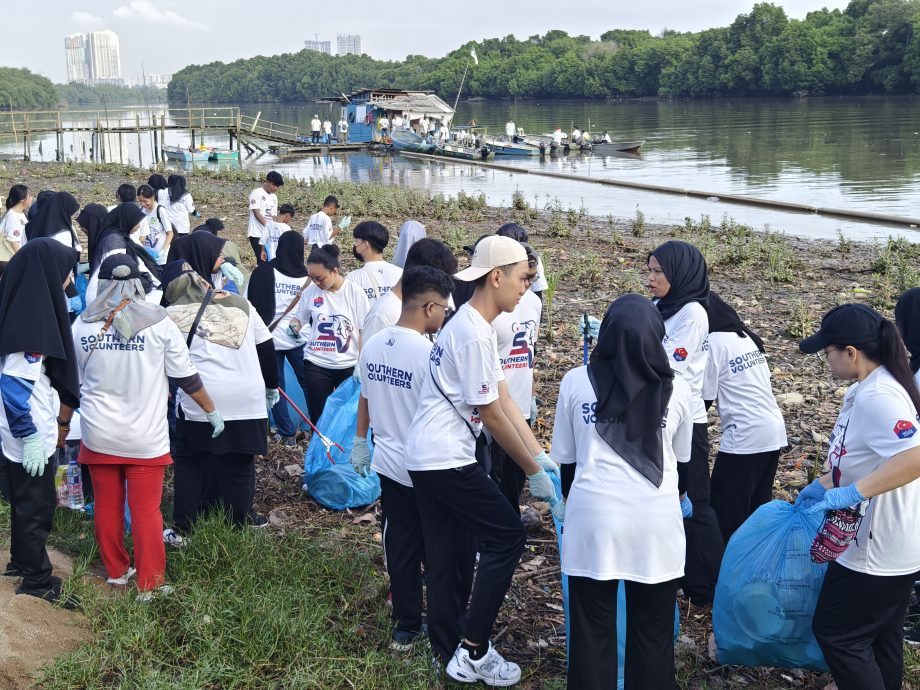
[[68, 296, 84, 315], [527, 469, 555, 502], [21, 434, 47, 477], [351, 436, 371, 477], [220, 262, 244, 288], [551, 498, 566, 523], [806, 484, 866, 514], [533, 450, 560, 479], [529, 396, 538, 424], [586, 316, 601, 340], [147, 248, 160, 263], [205, 410, 225, 438], [795, 478, 827, 506], [265, 388, 280, 408], [192, 210, 201, 219], [338, 215, 352, 231], [680, 494, 694, 519]]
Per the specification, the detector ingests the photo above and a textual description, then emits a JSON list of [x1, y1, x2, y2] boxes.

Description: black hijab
[[167, 174, 187, 204], [76, 203, 108, 268], [896, 288, 920, 373], [649, 240, 710, 321], [707, 292, 765, 353], [0, 239, 80, 408], [147, 174, 168, 192], [587, 293, 675, 488], [27, 189, 54, 221], [167, 231, 225, 287], [24, 191, 79, 245], [92, 204, 159, 279], [248, 231, 309, 326]]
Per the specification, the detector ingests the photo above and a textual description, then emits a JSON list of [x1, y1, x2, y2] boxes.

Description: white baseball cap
[[454, 235, 528, 282]]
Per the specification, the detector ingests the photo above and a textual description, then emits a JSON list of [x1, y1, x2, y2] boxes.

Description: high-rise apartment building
[[304, 40, 332, 55], [336, 34, 362, 56], [64, 30, 121, 85]]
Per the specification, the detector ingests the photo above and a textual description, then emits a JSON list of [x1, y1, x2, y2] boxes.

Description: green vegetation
[[55, 82, 167, 107], [0, 67, 58, 110], [170, 0, 920, 102]]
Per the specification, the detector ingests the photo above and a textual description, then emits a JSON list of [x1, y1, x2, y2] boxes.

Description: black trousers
[[568, 575, 678, 690], [681, 422, 724, 604], [710, 448, 780, 544], [302, 359, 353, 423], [813, 562, 916, 690], [5, 456, 56, 590], [248, 237, 265, 265], [409, 463, 526, 663], [488, 439, 526, 515], [380, 475, 425, 634], [172, 450, 254, 532]]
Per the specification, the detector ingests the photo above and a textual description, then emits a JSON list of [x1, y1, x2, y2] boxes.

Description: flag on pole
[[470, 47, 479, 65]]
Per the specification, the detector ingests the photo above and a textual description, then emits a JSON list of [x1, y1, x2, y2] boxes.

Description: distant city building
[[122, 73, 172, 89], [64, 30, 121, 85], [304, 40, 332, 55], [336, 34, 362, 56]]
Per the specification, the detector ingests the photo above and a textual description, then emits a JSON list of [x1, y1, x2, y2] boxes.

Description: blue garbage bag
[[713, 500, 828, 671], [302, 377, 380, 510], [552, 474, 679, 689], [271, 360, 310, 432]]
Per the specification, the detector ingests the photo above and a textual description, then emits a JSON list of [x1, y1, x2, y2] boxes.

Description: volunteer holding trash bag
[[552, 294, 693, 690], [704, 292, 787, 543], [798, 303, 920, 690], [647, 240, 723, 603], [71, 255, 222, 599], [161, 261, 278, 533], [404, 235, 558, 686]]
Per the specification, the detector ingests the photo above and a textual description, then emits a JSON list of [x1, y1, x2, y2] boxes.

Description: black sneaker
[[2, 561, 21, 577], [906, 623, 920, 646], [16, 576, 80, 610], [280, 435, 296, 447], [248, 512, 269, 528]]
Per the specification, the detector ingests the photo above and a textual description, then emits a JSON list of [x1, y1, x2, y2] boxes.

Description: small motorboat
[[591, 140, 645, 154], [483, 135, 542, 156], [391, 129, 437, 154], [434, 143, 494, 161], [208, 147, 238, 161], [162, 145, 210, 162]]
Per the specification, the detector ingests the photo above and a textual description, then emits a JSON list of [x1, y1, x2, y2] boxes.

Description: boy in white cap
[[404, 235, 559, 686]]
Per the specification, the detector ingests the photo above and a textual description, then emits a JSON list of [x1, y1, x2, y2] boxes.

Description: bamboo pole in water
[[136, 112, 143, 167]]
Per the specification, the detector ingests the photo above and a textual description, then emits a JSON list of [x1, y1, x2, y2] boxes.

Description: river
[[3, 97, 919, 242]]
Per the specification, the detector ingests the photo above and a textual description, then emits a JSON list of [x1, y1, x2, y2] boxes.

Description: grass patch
[[11, 508, 434, 690]]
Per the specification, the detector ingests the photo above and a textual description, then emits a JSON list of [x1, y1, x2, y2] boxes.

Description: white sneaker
[[106, 567, 136, 586], [446, 642, 521, 687], [163, 528, 186, 548], [136, 584, 174, 603]]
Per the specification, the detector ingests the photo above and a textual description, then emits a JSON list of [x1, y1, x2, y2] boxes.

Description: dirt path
[[0, 549, 91, 690]]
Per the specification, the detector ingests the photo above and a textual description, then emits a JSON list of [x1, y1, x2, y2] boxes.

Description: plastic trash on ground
[[713, 499, 828, 671]]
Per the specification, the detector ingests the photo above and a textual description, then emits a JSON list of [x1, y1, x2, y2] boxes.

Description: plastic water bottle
[[65, 458, 84, 510]]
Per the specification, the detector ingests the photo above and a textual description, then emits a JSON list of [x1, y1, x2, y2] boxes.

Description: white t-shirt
[[404, 303, 505, 471], [530, 255, 548, 293], [246, 270, 309, 351], [346, 261, 403, 305], [662, 302, 709, 423], [247, 186, 278, 239], [702, 331, 787, 454], [359, 326, 432, 487], [73, 316, 196, 458], [0, 353, 57, 462], [304, 212, 334, 247], [311, 118, 321, 132], [379, 117, 390, 130], [294, 280, 369, 369], [363, 290, 402, 343], [825, 366, 920, 576], [0, 210, 26, 244], [177, 305, 273, 422], [142, 203, 172, 265], [323, 121, 332, 134], [259, 220, 291, 261], [493, 291, 542, 419], [163, 193, 195, 235], [553, 368, 692, 583]]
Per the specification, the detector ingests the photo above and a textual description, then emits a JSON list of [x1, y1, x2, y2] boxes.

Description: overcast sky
[[2, 0, 851, 83]]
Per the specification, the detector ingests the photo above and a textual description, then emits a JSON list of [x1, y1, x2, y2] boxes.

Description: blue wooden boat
[[434, 142, 494, 161], [162, 145, 209, 163], [483, 136, 542, 156], [391, 129, 436, 154]]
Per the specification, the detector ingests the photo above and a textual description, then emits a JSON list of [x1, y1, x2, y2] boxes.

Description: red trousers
[[87, 464, 166, 591]]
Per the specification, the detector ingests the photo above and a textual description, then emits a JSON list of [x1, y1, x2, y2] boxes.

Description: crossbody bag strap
[[85, 299, 132, 361], [268, 279, 310, 332], [428, 360, 478, 440], [186, 289, 213, 348]]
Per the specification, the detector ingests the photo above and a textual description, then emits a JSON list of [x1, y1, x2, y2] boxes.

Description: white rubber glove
[[206, 410, 225, 438], [21, 434, 48, 477], [533, 450, 560, 479], [551, 498, 566, 523], [265, 388, 280, 408], [527, 469, 555, 502], [351, 437, 371, 477]]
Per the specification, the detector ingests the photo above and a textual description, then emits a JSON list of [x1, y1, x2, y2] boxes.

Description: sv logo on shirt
[[315, 314, 354, 353]]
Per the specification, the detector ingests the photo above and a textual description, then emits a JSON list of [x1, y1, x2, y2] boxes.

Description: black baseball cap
[[99, 254, 141, 280], [799, 303, 884, 354]]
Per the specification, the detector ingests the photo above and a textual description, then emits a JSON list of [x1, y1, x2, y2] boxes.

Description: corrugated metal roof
[[323, 89, 454, 116]]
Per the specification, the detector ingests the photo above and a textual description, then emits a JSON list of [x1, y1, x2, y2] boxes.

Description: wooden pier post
[[160, 115, 166, 163], [136, 113, 143, 167]]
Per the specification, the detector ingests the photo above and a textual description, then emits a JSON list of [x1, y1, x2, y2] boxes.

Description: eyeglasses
[[423, 302, 454, 318], [818, 347, 838, 362]]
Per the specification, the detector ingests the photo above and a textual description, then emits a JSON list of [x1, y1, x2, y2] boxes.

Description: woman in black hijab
[[647, 239, 723, 603], [552, 294, 692, 690], [705, 292, 787, 543], [23, 191, 80, 250], [26, 189, 54, 222], [0, 238, 80, 606], [76, 203, 108, 269], [167, 231, 226, 288], [86, 204, 161, 304], [246, 231, 310, 444]]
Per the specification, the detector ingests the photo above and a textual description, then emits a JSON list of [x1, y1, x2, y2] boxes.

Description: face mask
[[352, 245, 363, 263]]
